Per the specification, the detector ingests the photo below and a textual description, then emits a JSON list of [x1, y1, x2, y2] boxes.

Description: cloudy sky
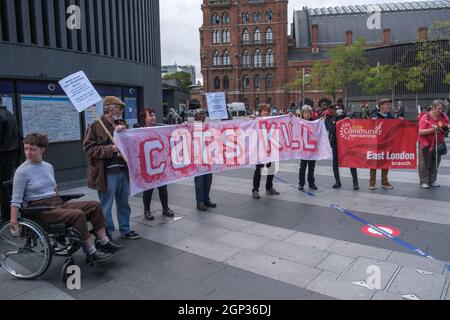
[[159, 0, 422, 83]]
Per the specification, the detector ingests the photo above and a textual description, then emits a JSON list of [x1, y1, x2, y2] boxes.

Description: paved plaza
[[1, 139, 450, 300]]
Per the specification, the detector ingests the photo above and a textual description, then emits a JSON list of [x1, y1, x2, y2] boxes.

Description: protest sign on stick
[[59, 71, 127, 163]]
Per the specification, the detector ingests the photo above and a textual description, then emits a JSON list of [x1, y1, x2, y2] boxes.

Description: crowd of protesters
[[1, 95, 449, 266]]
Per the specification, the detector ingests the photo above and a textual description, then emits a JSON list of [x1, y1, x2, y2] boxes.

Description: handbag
[[437, 142, 447, 156]]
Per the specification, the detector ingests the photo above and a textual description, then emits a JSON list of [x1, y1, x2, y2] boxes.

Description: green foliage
[[163, 71, 192, 90], [310, 38, 369, 104], [404, 67, 425, 93], [361, 64, 402, 96]]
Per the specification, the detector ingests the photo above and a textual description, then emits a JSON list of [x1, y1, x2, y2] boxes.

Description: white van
[[228, 102, 247, 117]]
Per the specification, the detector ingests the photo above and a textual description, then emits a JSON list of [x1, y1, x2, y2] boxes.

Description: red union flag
[[115, 116, 333, 195], [336, 119, 418, 169]]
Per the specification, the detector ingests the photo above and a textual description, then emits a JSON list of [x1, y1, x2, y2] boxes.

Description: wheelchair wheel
[[0, 219, 53, 280]]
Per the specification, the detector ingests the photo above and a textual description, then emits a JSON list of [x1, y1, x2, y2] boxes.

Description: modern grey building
[[0, 0, 162, 182], [162, 64, 197, 85]]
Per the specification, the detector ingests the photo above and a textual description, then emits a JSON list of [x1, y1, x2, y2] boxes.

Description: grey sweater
[[11, 161, 57, 208]]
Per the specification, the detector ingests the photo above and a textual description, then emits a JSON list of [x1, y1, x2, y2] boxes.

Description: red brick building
[[200, 0, 450, 113]]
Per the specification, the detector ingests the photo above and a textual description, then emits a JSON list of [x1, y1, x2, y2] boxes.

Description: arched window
[[242, 29, 250, 44], [243, 75, 250, 89], [223, 76, 230, 90], [242, 13, 249, 24], [214, 76, 221, 90], [242, 50, 250, 67], [253, 12, 260, 23], [265, 49, 274, 67], [212, 14, 220, 25], [254, 49, 262, 67], [265, 28, 273, 43], [254, 28, 261, 44], [222, 29, 230, 44], [266, 11, 273, 22], [266, 74, 273, 88], [212, 30, 220, 44], [254, 75, 261, 89], [222, 13, 230, 24], [213, 51, 221, 66], [223, 50, 231, 65]]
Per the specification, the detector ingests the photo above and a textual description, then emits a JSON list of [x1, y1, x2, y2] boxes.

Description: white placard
[[206, 92, 228, 121], [58, 71, 103, 113]]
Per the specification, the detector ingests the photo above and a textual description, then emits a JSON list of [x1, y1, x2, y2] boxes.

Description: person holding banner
[[83, 96, 140, 240], [135, 108, 175, 220], [194, 109, 217, 211], [418, 100, 450, 189], [325, 104, 359, 190], [252, 104, 281, 199], [298, 105, 318, 191], [368, 98, 396, 190]]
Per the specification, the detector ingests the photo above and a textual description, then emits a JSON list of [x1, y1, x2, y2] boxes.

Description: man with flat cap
[[369, 98, 395, 190], [83, 96, 140, 241]]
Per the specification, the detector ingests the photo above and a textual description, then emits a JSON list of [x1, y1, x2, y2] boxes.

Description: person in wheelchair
[[9, 133, 122, 262]]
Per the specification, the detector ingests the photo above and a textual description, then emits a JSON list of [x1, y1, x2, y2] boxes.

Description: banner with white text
[[115, 116, 332, 195]]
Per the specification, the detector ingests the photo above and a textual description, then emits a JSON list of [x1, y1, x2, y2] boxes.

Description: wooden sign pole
[[90, 109, 129, 165]]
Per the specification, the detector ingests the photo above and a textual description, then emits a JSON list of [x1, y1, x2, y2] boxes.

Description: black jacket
[[372, 111, 395, 120], [325, 114, 347, 147], [0, 106, 21, 152]]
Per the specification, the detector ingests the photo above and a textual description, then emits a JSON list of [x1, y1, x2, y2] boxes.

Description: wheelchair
[[0, 181, 96, 282]]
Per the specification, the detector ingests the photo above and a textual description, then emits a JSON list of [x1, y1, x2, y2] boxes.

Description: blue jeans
[[98, 171, 132, 237], [195, 174, 213, 205]]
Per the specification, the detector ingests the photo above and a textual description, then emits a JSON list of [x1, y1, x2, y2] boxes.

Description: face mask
[[336, 109, 343, 116], [113, 115, 123, 121]]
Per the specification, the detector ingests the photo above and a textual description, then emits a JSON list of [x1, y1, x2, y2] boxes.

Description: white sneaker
[[430, 182, 440, 188], [421, 183, 430, 189]]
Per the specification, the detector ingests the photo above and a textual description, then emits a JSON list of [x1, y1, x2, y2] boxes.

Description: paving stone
[[215, 230, 271, 250], [392, 209, 450, 225], [317, 254, 356, 274], [171, 236, 243, 262], [224, 250, 321, 288], [201, 266, 332, 300], [158, 252, 227, 281], [284, 231, 336, 250], [306, 271, 375, 300], [388, 267, 447, 300], [202, 214, 257, 231], [325, 240, 392, 261], [340, 257, 399, 290], [133, 223, 191, 245], [170, 221, 231, 240], [387, 251, 448, 274], [11, 285, 75, 300], [0, 275, 48, 300], [240, 223, 296, 241], [371, 291, 405, 300], [257, 240, 329, 267]]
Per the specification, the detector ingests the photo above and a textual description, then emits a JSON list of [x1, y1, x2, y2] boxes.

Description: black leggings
[[143, 186, 169, 211], [253, 163, 274, 192], [332, 145, 358, 184]]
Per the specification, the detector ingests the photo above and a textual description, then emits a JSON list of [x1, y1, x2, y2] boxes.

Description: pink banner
[[115, 116, 332, 195]]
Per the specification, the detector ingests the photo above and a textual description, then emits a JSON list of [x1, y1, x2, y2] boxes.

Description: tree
[[311, 38, 369, 107], [286, 69, 312, 106], [404, 66, 426, 111], [311, 61, 340, 103], [407, 21, 450, 99], [162, 71, 192, 90], [361, 64, 403, 105]]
